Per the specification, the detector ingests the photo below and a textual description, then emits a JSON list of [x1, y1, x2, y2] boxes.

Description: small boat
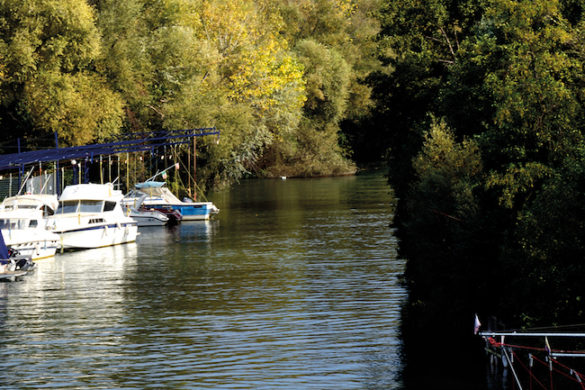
[[0, 229, 35, 280], [129, 207, 170, 227], [147, 205, 182, 225], [123, 181, 219, 221], [47, 183, 138, 250], [0, 194, 60, 260], [123, 194, 170, 227]]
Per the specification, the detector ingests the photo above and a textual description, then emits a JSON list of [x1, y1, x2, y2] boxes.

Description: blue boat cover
[[135, 181, 166, 189], [0, 230, 9, 260]]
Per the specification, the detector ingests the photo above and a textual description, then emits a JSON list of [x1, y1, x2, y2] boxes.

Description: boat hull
[[130, 210, 168, 226], [6, 243, 58, 260], [146, 203, 215, 221], [1, 230, 59, 260], [56, 222, 138, 249]]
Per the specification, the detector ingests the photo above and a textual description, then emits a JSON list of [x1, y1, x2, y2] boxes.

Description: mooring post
[[54, 132, 60, 195]]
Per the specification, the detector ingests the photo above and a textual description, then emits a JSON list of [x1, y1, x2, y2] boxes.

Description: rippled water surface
[[0, 172, 406, 389]]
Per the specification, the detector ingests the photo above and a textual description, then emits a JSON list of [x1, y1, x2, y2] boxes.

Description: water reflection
[[0, 172, 405, 389]]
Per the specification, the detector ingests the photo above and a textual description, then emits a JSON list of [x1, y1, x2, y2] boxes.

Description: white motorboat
[[47, 183, 138, 249], [123, 194, 169, 227], [122, 181, 219, 221], [0, 194, 60, 260]]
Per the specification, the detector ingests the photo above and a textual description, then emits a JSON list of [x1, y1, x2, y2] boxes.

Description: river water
[[0, 171, 406, 389]]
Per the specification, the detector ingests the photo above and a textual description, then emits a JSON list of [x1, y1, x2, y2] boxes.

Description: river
[[0, 171, 406, 389]]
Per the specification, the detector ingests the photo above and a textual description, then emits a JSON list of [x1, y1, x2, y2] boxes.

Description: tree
[[0, 0, 124, 146]]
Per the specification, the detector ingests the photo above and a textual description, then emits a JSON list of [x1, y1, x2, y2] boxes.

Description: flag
[[474, 314, 482, 335]]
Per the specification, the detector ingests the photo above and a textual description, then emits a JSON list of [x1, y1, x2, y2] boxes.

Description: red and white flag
[[474, 314, 482, 335]]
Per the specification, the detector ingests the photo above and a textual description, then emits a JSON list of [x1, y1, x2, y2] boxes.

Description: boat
[[128, 207, 170, 227], [0, 229, 36, 280], [123, 193, 170, 227], [122, 181, 219, 221], [148, 205, 182, 225], [0, 194, 60, 260], [47, 183, 138, 249]]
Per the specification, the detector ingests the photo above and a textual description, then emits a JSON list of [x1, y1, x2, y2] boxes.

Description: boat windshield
[[3, 204, 37, 211], [80, 200, 103, 213], [0, 219, 28, 230], [57, 200, 79, 214]]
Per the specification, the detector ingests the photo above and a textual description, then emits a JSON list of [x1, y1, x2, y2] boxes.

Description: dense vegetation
[[0, 0, 383, 191], [376, 0, 585, 386]]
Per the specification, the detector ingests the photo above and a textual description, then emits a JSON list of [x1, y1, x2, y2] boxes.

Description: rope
[[550, 358, 585, 388], [531, 355, 582, 386], [512, 351, 547, 390], [486, 336, 585, 389]]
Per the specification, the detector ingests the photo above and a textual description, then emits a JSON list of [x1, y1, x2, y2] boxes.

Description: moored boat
[[123, 181, 219, 221], [0, 194, 60, 260], [123, 194, 170, 227], [47, 183, 138, 249]]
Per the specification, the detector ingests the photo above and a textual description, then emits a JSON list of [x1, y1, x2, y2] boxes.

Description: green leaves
[[0, 0, 123, 145], [381, 0, 585, 328], [0, 0, 382, 186]]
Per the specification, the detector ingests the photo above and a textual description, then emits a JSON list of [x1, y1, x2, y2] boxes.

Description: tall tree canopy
[[0, 0, 124, 146], [0, 0, 382, 189]]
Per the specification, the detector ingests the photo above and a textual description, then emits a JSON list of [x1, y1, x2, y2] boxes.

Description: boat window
[[80, 200, 103, 213], [89, 218, 105, 224], [104, 201, 117, 212], [17, 205, 37, 209], [0, 219, 25, 230], [57, 200, 79, 214], [29, 220, 38, 228], [43, 206, 55, 216]]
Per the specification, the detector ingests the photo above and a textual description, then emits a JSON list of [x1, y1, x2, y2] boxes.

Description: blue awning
[[135, 181, 166, 189]]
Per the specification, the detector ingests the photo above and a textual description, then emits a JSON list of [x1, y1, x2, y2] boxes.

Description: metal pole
[[126, 152, 129, 192], [17, 138, 21, 192], [117, 154, 120, 190], [55, 132, 60, 195], [193, 136, 197, 200], [503, 347, 523, 390], [187, 142, 191, 197], [480, 332, 585, 338], [38, 162, 42, 193]]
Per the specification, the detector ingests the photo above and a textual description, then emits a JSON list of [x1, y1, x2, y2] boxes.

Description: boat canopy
[[135, 181, 166, 189], [59, 183, 123, 202]]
